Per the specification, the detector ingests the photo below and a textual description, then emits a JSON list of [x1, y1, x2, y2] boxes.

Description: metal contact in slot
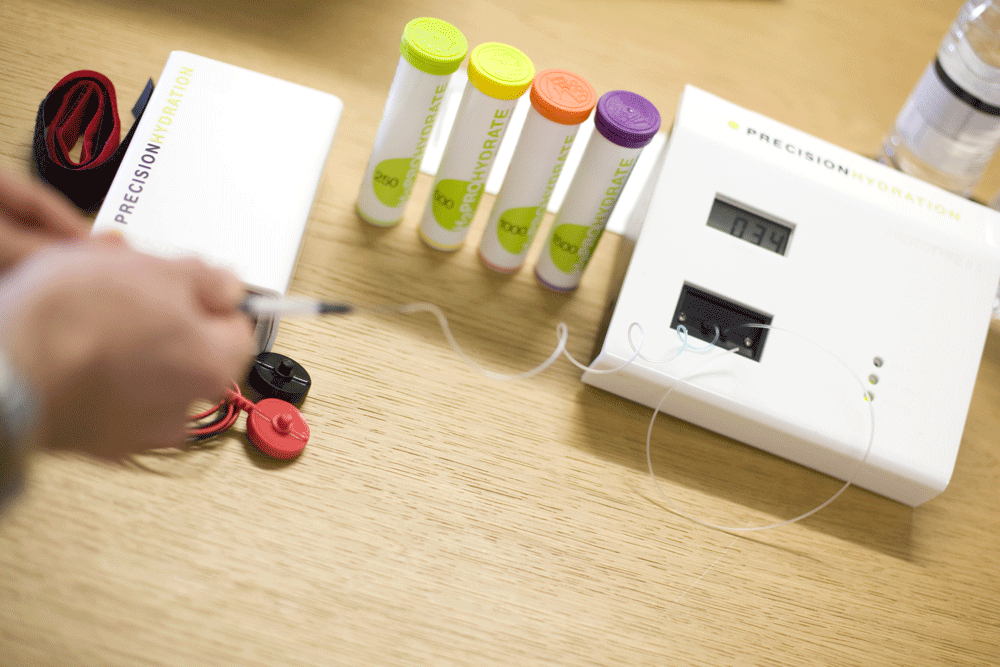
[[670, 283, 772, 361]]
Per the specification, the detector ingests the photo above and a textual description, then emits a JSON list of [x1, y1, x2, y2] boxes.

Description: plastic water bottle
[[879, 0, 1000, 197]]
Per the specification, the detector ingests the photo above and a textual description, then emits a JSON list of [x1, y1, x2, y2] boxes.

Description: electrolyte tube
[[356, 18, 467, 227], [534, 90, 660, 291], [478, 69, 596, 273], [419, 42, 534, 251]]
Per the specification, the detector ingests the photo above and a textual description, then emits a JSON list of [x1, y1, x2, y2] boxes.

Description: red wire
[[189, 401, 226, 421], [187, 383, 253, 438]]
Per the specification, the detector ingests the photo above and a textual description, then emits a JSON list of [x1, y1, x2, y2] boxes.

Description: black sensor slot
[[670, 284, 772, 362]]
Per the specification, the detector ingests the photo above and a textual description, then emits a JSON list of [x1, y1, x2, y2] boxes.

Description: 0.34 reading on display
[[706, 197, 792, 255]]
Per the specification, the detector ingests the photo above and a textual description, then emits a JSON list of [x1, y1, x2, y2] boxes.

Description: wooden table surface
[[2, 1, 999, 665]]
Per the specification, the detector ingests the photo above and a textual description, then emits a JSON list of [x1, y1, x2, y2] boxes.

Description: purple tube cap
[[594, 90, 661, 149]]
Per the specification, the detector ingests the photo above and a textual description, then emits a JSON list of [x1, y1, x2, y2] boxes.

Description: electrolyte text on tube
[[419, 42, 534, 251], [356, 18, 467, 227], [478, 69, 596, 273], [534, 90, 660, 292]]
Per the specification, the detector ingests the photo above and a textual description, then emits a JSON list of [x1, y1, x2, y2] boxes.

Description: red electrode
[[188, 385, 309, 460], [246, 398, 310, 459]]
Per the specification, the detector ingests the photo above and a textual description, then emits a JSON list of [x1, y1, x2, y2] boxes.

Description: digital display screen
[[706, 198, 792, 256]]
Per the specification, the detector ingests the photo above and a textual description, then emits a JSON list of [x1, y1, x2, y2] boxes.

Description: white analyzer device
[[584, 85, 1000, 506], [92, 51, 343, 351]]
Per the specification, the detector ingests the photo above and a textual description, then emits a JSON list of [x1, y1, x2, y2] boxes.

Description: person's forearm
[[0, 345, 38, 514]]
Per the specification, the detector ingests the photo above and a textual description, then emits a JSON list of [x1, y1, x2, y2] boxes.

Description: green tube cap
[[399, 18, 468, 76]]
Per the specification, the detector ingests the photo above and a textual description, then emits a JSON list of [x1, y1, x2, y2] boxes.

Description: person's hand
[[0, 241, 255, 459], [0, 170, 90, 273]]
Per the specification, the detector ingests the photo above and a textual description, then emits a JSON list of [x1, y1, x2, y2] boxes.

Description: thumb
[[89, 231, 129, 249]]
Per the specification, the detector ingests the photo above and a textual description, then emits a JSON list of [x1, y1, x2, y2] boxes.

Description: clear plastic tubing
[[419, 42, 534, 251], [880, 0, 1000, 197], [356, 18, 468, 227], [478, 69, 596, 273], [534, 90, 660, 292]]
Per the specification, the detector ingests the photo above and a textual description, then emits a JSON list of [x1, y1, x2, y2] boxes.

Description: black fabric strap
[[32, 71, 153, 212]]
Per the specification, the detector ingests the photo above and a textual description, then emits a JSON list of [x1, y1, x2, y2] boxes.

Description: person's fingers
[[0, 171, 89, 239], [202, 314, 256, 384], [0, 229, 47, 274], [143, 421, 190, 453], [185, 260, 246, 314], [89, 231, 129, 249], [166, 310, 254, 402]]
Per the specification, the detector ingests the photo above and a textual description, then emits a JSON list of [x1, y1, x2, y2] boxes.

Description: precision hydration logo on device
[[113, 64, 195, 225], [728, 119, 960, 220]]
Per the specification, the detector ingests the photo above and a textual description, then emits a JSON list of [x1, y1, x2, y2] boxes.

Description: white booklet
[[93, 51, 344, 349]]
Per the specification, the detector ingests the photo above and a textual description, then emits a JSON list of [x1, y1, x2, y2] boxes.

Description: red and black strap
[[32, 71, 153, 212]]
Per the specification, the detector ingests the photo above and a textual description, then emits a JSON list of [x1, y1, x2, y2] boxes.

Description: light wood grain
[[2, 0, 999, 665]]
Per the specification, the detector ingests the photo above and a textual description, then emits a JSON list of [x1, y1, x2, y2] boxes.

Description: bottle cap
[[400, 18, 468, 76], [594, 90, 661, 148], [467, 42, 535, 100], [247, 398, 309, 459], [529, 69, 596, 125]]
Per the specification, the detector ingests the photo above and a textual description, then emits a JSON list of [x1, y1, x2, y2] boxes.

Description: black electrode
[[247, 352, 312, 405]]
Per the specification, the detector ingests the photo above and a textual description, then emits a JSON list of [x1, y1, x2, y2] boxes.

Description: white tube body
[[534, 131, 643, 291], [478, 108, 581, 272], [419, 85, 518, 250], [357, 56, 451, 226]]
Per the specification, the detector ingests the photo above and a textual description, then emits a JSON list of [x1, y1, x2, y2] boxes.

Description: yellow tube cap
[[400, 18, 468, 76], [467, 42, 535, 100]]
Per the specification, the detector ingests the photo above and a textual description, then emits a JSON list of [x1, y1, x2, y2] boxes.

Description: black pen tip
[[318, 302, 352, 315]]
